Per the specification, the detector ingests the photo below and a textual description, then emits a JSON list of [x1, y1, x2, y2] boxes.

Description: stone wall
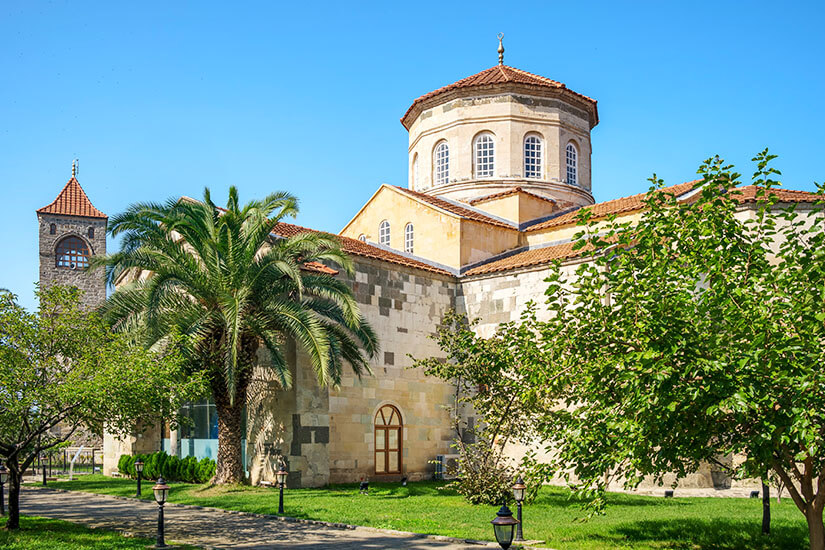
[[37, 212, 107, 309]]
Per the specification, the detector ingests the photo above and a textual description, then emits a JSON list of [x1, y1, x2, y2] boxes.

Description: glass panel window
[[388, 451, 399, 473], [375, 405, 402, 474], [375, 454, 386, 473], [379, 220, 390, 247], [566, 142, 578, 186], [433, 141, 449, 186], [524, 135, 542, 179], [404, 223, 414, 254], [388, 429, 398, 449], [55, 236, 90, 269], [358, 234, 366, 242], [474, 133, 495, 178], [376, 429, 385, 450]]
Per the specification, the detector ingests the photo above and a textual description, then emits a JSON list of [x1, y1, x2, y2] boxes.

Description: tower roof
[[37, 177, 107, 219], [401, 64, 599, 129]]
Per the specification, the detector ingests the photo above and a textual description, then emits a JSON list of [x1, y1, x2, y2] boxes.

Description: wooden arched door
[[374, 405, 402, 474]]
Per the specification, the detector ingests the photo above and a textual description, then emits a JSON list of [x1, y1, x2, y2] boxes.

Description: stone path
[[20, 486, 497, 549]]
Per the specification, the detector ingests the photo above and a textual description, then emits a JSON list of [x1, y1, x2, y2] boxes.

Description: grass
[[39, 475, 810, 550], [0, 515, 197, 549]]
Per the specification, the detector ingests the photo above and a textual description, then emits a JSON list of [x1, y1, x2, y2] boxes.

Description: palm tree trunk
[[211, 373, 249, 484]]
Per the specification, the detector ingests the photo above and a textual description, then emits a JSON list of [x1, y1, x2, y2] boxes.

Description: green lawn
[[39, 475, 809, 550], [0, 515, 197, 549]]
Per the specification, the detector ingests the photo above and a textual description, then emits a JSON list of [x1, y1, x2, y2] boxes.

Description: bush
[[117, 451, 215, 483]]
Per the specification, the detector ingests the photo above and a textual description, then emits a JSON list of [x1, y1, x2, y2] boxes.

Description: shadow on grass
[[607, 518, 808, 550]]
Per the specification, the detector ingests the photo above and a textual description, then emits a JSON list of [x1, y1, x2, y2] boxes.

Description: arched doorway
[[374, 405, 402, 474]]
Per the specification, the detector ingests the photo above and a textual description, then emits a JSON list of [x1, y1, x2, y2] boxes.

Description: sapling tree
[[0, 286, 206, 530]]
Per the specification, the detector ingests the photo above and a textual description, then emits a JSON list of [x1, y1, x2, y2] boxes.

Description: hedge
[[117, 451, 215, 484]]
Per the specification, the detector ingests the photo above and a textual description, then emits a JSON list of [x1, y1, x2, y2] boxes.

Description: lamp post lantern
[[152, 477, 170, 549], [512, 476, 526, 542], [40, 454, 47, 486], [0, 463, 8, 516], [491, 503, 520, 550], [134, 459, 144, 497], [275, 467, 288, 515]]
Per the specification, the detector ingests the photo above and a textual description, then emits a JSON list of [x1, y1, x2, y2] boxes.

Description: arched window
[[88, 227, 95, 239], [566, 142, 578, 186], [404, 223, 414, 254], [473, 133, 495, 179], [379, 220, 390, 247], [524, 135, 543, 179], [49, 223, 56, 235], [411, 154, 419, 190], [433, 141, 449, 186], [374, 405, 402, 474], [55, 236, 90, 269], [358, 234, 366, 242]]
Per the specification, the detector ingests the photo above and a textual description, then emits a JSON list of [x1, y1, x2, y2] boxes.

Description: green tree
[[0, 286, 205, 530], [526, 152, 825, 549], [97, 187, 378, 483]]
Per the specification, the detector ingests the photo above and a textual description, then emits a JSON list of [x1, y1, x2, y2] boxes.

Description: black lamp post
[[40, 454, 47, 486], [275, 467, 288, 515], [512, 476, 526, 542], [152, 477, 170, 549], [134, 459, 144, 497], [491, 503, 520, 550], [0, 463, 8, 516]]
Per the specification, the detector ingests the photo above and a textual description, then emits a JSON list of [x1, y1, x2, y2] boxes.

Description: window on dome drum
[[411, 154, 419, 190], [55, 236, 90, 269], [524, 135, 543, 179], [404, 223, 414, 254], [433, 141, 449, 186], [358, 234, 366, 242], [474, 133, 495, 178], [374, 404, 402, 474], [379, 220, 390, 246], [49, 223, 56, 235], [566, 142, 578, 186]]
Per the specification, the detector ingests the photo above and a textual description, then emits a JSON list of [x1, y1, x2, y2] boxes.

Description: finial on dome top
[[497, 33, 504, 65], [71, 159, 78, 178]]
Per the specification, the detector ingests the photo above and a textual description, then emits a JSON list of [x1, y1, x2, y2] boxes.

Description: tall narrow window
[[473, 133, 495, 178], [374, 405, 402, 474], [411, 154, 419, 190], [55, 236, 90, 269], [524, 135, 543, 179], [88, 227, 95, 239], [433, 141, 449, 186], [379, 220, 390, 247], [404, 223, 414, 254], [566, 142, 578, 186], [49, 223, 56, 235]]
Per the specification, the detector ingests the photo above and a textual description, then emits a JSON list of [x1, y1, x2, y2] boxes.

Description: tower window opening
[[566, 142, 578, 186], [433, 141, 449, 186], [55, 236, 90, 269], [473, 133, 495, 179], [404, 223, 414, 254], [49, 223, 56, 235], [524, 135, 543, 179], [379, 220, 391, 247], [88, 227, 95, 239]]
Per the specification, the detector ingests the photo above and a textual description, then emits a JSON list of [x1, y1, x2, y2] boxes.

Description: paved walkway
[[20, 486, 496, 549]]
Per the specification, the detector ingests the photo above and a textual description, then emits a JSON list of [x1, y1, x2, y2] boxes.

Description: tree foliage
[[0, 285, 205, 529], [96, 187, 378, 483]]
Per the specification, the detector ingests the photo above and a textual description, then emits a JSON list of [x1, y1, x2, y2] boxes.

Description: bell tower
[[36, 162, 108, 309]]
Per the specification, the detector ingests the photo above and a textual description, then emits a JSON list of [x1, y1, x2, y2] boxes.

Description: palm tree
[[96, 187, 378, 483]]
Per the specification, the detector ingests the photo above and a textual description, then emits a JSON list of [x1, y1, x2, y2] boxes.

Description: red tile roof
[[736, 186, 822, 204], [271, 222, 453, 276], [37, 177, 107, 219], [525, 180, 699, 232], [464, 241, 590, 276], [468, 186, 557, 206], [401, 64, 598, 129], [392, 186, 516, 229]]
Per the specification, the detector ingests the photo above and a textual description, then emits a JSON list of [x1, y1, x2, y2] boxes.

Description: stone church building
[[39, 54, 821, 489]]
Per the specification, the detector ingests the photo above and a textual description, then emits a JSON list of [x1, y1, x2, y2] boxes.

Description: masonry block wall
[[37, 212, 107, 309]]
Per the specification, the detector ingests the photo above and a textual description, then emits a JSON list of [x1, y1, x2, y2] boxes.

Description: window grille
[[433, 142, 449, 186], [566, 142, 578, 186], [474, 133, 495, 178], [404, 223, 414, 254], [524, 135, 543, 179], [379, 220, 390, 246], [55, 236, 90, 269]]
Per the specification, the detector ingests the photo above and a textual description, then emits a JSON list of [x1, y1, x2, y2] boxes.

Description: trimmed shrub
[[117, 451, 215, 483]]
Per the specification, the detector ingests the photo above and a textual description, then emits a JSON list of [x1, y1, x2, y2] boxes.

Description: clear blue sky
[[2, 1, 823, 309]]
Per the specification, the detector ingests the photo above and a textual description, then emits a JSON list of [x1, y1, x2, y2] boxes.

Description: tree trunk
[[211, 375, 249, 484], [761, 479, 770, 535], [6, 455, 21, 530], [807, 506, 825, 550]]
